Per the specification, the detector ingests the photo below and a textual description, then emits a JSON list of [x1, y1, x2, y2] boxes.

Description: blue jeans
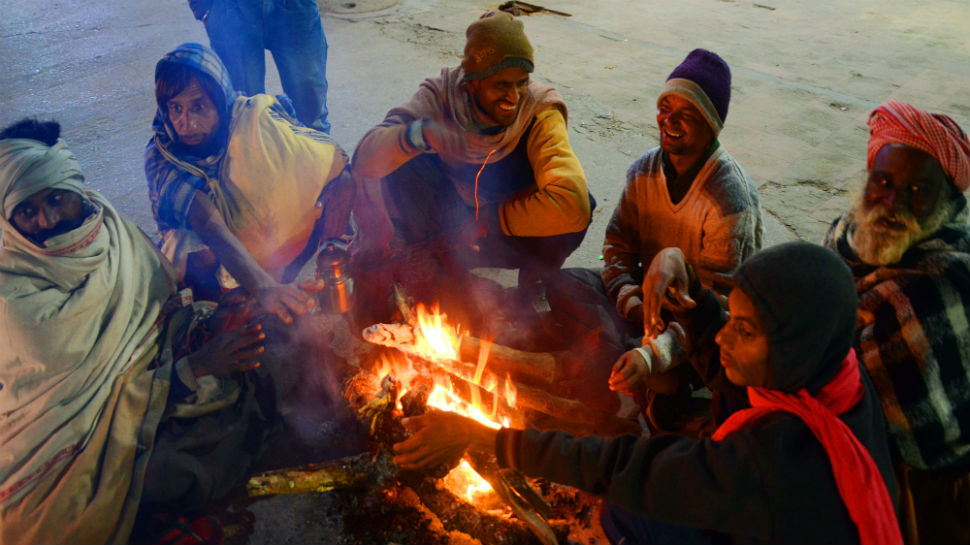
[[204, 0, 330, 133]]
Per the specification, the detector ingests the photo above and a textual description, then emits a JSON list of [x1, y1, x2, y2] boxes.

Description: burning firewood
[[248, 361, 567, 544], [362, 323, 558, 386], [412, 479, 569, 545], [362, 322, 603, 428], [458, 336, 557, 385]]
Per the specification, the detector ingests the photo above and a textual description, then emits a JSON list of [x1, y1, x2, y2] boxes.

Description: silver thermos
[[316, 239, 352, 313]]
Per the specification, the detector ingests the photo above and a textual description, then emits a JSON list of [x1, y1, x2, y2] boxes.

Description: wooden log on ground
[[247, 451, 397, 497]]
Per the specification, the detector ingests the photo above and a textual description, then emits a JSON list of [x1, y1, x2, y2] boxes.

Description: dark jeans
[[203, 0, 330, 133], [381, 154, 594, 279]]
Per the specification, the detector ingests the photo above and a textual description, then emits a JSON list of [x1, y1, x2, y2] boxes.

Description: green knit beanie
[[462, 11, 534, 81]]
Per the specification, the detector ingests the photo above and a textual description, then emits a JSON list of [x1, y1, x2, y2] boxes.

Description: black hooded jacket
[[496, 243, 897, 544]]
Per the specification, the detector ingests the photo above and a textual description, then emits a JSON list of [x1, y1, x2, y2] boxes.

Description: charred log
[[413, 479, 569, 545]]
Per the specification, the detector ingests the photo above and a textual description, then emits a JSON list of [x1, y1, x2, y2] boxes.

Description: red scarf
[[712, 349, 901, 545]]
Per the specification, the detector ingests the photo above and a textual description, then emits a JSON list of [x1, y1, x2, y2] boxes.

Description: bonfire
[[246, 288, 607, 544]]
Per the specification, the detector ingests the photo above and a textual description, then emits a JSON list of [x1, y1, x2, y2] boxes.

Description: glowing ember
[[442, 460, 497, 505]]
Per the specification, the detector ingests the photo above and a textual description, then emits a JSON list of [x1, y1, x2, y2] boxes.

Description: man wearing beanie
[[392, 242, 900, 545], [351, 11, 592, 321], [822, 99, 970, 545], [601, 49, 763, 432]]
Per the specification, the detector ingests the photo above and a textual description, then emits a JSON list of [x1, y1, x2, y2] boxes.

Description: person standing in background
[[188, 0, 331, 133]]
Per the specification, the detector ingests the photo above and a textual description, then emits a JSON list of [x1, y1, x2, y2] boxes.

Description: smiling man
[[603, 49, 763, 327], [823, 99, 970, 545], [599, 49, 763, 432], [351, 11, 592, 319]]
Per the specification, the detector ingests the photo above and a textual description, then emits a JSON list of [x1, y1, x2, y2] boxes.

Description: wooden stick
[[460, 336, 558, 384], [247, 452, 394, 497], [512, 382, 601, 426]]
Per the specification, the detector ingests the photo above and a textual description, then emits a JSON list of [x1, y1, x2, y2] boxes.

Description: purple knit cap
[[658, 49, 732, 135]]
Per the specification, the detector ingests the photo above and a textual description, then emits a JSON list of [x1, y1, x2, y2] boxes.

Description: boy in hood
[[393, 242, 900, 545], [146, 42, 353, 324]]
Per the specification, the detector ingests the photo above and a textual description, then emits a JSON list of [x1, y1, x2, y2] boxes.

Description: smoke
[[257, 309, 370, 458]]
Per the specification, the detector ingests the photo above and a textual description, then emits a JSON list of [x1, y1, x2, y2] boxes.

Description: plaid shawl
[[823, 195, 970, 470]]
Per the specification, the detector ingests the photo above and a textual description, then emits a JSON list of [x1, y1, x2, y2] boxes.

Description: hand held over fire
[[255, 281, 319, 325], [392, 410, 500, 471], [608, 349, 650, 396], [188, 323, 265, 377]]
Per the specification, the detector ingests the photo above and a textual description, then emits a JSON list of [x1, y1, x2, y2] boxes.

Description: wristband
[[406, 118, 431, 151]]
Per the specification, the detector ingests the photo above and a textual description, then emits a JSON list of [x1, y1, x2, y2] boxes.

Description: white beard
[[848, 195, 953, 266]]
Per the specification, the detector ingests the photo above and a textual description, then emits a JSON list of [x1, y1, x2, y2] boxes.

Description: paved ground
[[3, 0, 967, 266], [1, 0, 968, 542]]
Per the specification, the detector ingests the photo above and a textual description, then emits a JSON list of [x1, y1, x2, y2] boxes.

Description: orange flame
[[413, 303, 460, 361], [373, 304, 522, 502]]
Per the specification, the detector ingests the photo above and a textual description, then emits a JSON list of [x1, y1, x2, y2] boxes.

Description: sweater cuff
[[641, 323, 686, 374], [616, 284, 643, 320], [633, 347, 655, 374], [405, 118, 431, 152], [495, 428, 522, 469]]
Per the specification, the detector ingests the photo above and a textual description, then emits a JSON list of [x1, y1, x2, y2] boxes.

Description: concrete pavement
[[2, 0, 967, 267]]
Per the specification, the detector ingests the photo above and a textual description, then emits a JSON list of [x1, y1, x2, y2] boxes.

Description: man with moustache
[[146, 43, 352, 322], [601, 49, 763, 431], [351, 11, 592, 319], [822, 99, 970, 545], [0, 118, 276, 545]]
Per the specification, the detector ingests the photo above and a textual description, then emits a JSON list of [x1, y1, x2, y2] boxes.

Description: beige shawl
[[0, 138, 179, 544]]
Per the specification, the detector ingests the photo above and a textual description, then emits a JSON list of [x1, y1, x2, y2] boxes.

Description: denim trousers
[[204, 0, 330, 133]]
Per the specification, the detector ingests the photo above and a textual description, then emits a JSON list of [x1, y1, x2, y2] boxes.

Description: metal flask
[[316, 239, 353, 313]]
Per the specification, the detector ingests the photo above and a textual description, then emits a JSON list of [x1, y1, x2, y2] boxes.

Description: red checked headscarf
[[868, 99, 970, 192]]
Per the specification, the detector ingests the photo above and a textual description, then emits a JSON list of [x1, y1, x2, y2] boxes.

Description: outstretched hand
[[254, 281, 316, 324], [392, 410, 498, 471], [187, 323, 265, 377], [642, 247, 696, 335], [608, 349, 650, 397]]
